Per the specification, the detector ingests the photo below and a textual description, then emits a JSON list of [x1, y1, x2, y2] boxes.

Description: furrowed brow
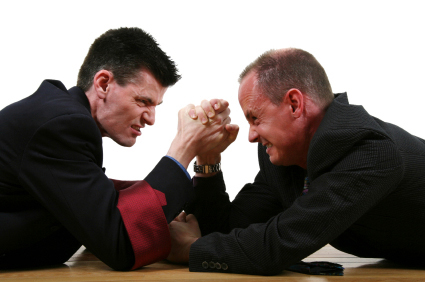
[[137, 95, 163, 106], [245, 111, 252, 120]]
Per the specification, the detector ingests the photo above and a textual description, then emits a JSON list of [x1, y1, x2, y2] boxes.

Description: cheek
[[122, 105, 143, 120], [259, 124, 276, 139]]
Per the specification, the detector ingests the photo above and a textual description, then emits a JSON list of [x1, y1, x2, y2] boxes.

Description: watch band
[[194, 161, 221, 174]]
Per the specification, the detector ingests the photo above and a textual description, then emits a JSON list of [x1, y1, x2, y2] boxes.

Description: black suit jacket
[[0, 80, 193, 270], [187, 93, 425, 275]]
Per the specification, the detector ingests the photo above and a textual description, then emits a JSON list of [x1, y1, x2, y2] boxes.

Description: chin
[[125, 140, 137, 147], [269, 156, 281, 166], [269, 155, 288, 166], [113, 137, 136, 147]]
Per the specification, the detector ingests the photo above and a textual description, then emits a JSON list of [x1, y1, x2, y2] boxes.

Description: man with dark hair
[[168, 48, 425, 275], [77, 27, 180, 92], [0, 27, 237, 270]]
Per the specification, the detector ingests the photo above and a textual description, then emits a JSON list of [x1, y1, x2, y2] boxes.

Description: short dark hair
[[239, 48, 333, 109], [77, 27, 180, 91]]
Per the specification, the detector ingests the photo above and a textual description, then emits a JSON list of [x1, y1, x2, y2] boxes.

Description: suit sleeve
[[18, 114, 192, 270], [186, 170, 283, 236], [189, 133, 403, 275], [110, 179, 138, 191], [186, 144, 305, 236]]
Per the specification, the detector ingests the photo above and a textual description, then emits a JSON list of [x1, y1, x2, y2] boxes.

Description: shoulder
[[309, 94, 403, 176], [2, 80, 91, 123], [312, 93, 397, 151], [4, 80, 101, 160]]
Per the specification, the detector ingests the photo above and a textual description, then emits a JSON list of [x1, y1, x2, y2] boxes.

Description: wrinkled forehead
[[238, 71, 260, 103], [238, 82, 268, 121], [132, 70, 167, 103]]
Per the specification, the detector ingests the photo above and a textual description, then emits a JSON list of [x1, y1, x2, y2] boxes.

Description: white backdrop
[[1, 0, 424, 200]]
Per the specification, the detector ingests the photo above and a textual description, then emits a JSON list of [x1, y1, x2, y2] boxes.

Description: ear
[[283, 88, 304, 118], [93, 70, 114, 99]]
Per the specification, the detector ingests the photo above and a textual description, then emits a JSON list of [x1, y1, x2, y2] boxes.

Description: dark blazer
[[0, 80, 193, 270], [187, 93, 425, 275]]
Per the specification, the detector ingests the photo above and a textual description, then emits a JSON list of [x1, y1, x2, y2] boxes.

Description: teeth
[[131, 125, 140, 131], [266, 144, 272, 148]]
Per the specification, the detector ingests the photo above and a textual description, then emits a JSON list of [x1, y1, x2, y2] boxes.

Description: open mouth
[[131, 125, 141, 132]]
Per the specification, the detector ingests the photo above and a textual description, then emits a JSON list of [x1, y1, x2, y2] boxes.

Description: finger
[[186, 214, 199, 226], [225, 124, 239, 141], [180, 104, 194, 116], [195, 105, 209, 125], [225, 124, 239, 132], [186, 214, 201, 237], [215, 108, 231, 123], [209, 99, 229, 113], [208, 99, 222, 112], [201, 100, 216, 119], [186, 104, 197, 120], [217, 99, 229, 113], [186, 213, 197, 221], [174, 211, 187, 222]]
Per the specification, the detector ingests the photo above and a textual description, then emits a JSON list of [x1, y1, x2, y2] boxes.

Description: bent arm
[[19, 114, 192, 270], [189, 137, 403, 275], [186, 171, 283, 235]]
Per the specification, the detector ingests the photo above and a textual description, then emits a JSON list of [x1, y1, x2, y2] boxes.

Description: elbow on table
[[245, 258, 288, 276], [108, 259, 135, 271], [97, 246, 136, 271], [255, 265, 285, 276], [103, 255, 135, 271], [106, 244, 170, 271]]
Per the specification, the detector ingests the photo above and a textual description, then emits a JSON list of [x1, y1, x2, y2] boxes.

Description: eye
[[248, 117, 260, 126], [136, 99, 147, 105]]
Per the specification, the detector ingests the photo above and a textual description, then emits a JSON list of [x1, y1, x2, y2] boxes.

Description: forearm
[[187, 166, 284, 235], [167, 135, 197, 169], [187, 163, 404, 275], [145, 157, 194, 223], [110, 179, 138, 191], [185, 172, 233, 235], [93, 157, 194, 269], [194, 154, 221, 178]]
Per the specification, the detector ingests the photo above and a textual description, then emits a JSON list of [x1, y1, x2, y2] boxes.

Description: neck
[[298, 100, 327, 169], [84, 88, 105, 136], [85, 88, 96, 113]]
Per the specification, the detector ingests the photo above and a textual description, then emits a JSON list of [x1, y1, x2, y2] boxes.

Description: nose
[[142, 107, 155, 126], [248, 125, 259, 143]]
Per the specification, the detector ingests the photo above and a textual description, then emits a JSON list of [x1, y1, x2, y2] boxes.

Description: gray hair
[[239, 48, 333, 109]]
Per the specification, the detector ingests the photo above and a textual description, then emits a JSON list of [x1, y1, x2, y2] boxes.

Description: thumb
[[225, 124, 239, 139], [186, 214, 199, 226], [174, 211, 187, 222]]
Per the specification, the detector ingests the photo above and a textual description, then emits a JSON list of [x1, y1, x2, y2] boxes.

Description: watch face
[[194, 162, 220, 173]]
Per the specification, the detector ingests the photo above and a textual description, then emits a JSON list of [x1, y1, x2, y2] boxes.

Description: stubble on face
[[96, 70, 166, 147], [238, 71, 307, 167]]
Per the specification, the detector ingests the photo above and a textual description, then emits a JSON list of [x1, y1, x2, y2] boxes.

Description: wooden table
[[1, 245, 424, 281]]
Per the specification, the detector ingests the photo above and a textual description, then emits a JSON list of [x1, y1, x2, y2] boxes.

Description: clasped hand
[[179, 99, 239, 155], [167, 98, 239, 168], [166, 99, 239, 263], [167, 212, 200, 263]]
